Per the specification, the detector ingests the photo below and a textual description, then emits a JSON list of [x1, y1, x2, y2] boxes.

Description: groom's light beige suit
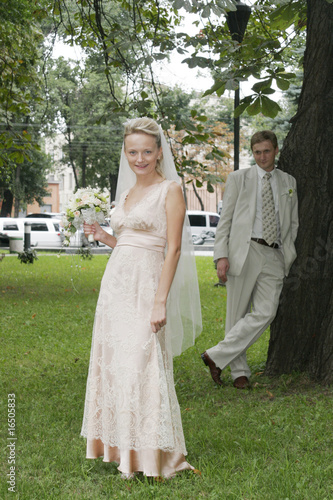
[[207, 165, 298, 380]]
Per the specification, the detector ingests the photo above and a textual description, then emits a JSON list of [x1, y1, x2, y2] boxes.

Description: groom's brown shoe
[[233, 376, 250, 389], [201, 352, 223, 386]]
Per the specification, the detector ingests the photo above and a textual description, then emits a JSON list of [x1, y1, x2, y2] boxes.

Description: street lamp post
[[226, 1, 251, 171]]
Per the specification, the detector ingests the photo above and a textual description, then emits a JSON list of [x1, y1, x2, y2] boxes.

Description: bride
[[81, 117, 202, 478]]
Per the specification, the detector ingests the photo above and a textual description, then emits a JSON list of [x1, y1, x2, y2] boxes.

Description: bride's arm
[[83, 222, 117, 249], [150, 183, 185, 333]]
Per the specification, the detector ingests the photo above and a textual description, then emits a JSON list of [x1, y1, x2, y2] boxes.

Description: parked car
[[186, 210, 220, 239], [0, 217, 63, 248], [26, 212, 64, 219]]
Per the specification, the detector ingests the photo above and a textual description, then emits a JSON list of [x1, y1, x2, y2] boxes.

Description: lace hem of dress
[[84, 438, 193, 478]]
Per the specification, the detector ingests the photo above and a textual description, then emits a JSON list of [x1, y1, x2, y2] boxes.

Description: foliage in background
[[17, 248, 38, 264], [0, 0, 54, 215], [242, 69, 303, 159], [44, 57, 124, 197], [178, 0, 307, 117], [45, 0, 308, 190], [0, 0, 48, 175], [0, 0, 310, 208]]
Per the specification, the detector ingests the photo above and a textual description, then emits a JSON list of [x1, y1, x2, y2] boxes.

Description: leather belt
[[251, 238, 279, 249]]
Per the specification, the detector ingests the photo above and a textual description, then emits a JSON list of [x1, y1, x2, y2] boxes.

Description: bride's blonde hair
[[123, 117, 164, 177]]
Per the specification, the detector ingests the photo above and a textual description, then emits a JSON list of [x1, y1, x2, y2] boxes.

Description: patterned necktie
[[262, 172, 277, 245]]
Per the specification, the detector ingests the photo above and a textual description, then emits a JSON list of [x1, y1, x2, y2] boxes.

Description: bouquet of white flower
[[62, 188, 109, 246]]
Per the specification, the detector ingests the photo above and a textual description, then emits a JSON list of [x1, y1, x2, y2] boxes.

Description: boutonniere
[[288, 188, 294, 198]]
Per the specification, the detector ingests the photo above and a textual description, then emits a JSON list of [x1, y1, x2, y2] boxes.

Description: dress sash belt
[[116, 229, 166, 253]]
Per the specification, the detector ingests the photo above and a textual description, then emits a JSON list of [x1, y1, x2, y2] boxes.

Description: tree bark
[[109, 172, 118, 202], [81, 144, 87, 188], [192, 181, 205, 211], [0, 189, 13, 217], [14, 165, 21, 217], [266, 0, 333, 384]]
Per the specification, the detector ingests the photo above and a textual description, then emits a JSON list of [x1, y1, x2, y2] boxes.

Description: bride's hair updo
[[123, 117, 164, 177]]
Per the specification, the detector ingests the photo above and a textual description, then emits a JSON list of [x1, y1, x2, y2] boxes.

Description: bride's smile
[[124, 132, 162, 178]]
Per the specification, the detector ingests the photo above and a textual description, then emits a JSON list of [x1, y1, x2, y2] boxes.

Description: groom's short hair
[[251, 130, 278, 150]]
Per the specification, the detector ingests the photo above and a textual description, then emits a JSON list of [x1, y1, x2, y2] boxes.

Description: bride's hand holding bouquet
[[83, 221, 105, 242], [62, 188, 109, 246]]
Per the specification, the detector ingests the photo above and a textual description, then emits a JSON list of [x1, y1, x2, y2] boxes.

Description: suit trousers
[[207, 240, 285, 380]]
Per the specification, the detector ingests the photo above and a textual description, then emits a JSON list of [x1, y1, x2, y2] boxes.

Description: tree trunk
[[266, 0, 333, 384], [109, 172, 118, 202], [0, 189, 13, 217], [192, 181, 205, 211], [81, 144, 87, 188], [14, 165, 21, 217]]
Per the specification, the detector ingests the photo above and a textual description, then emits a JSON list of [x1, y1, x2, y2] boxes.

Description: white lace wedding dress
[[81, 180, 193, 478]]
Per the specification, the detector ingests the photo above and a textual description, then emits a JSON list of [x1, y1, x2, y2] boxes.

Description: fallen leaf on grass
[[193, 469, 202, 476], [266, 390, 274, 399], [32, 313, 36, 319]]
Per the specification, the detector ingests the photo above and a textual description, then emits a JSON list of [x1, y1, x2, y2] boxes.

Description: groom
[[201, 131, 299, 388]]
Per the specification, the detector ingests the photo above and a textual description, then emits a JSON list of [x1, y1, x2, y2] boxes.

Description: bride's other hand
[[83, 222, 103, 241], [150, 301, 166, 333]]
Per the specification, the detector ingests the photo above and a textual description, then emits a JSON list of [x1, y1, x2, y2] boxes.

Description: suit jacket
[[214, 166, 298, 277]]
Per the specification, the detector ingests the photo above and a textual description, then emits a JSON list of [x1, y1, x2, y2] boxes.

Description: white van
[[187, 210, 220, 238], [0, 217, 63, 248]]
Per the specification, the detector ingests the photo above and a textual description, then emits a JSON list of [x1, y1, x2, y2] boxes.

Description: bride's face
[[124, 133, 162, 177]]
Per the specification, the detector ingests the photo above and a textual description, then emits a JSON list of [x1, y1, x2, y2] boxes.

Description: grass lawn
[[1, 254, 332, 499]]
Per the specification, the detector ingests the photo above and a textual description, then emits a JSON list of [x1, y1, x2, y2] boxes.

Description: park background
[[1, 0, 333, 497]]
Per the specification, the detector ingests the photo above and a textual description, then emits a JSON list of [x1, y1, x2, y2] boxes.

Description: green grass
[[1, 255, 332, 499]]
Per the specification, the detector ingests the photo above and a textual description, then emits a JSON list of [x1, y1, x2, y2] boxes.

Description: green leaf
[[275, 77, 290, 91], [203, 80, 225, 97], [246, 97, 261, 116], [261, 88, 276, 95], [261, 96, 282, 118], [173, 0, 185, 9], [252, 79, 273, 93], [207, 182, 214, 193], [202, 5, 211, 18], [182, 136, 196, 145], [9, 152, 25, 163], [234, 101, 251, 118]]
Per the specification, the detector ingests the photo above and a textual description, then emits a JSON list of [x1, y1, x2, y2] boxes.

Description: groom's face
[[252, 140, 279, 172]]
